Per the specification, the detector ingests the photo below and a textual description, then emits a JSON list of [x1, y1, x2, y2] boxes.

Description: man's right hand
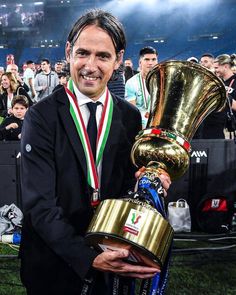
[[92, 249, 160, 279]]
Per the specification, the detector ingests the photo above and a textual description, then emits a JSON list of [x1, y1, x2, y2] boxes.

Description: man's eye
[[99, 54, 110, 60], [76, 51, 87, 57]]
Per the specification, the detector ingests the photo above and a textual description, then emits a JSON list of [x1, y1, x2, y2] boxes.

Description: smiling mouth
[[82, 75, 99, 81]]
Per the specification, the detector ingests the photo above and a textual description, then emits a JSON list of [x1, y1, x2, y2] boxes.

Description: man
[[54, 60, 64, 75], [124, 58, 134, 69], [6, 63, 29, 92], [195, 54, 236, 139], [124, 57, 138, 82], [125, 46, 158, 128], [214, 54, 236, 110], [19, 9, 170, 295], [23, 60, 36, 101], [34, 58, 59, 101], [200, 53, 215, 72]]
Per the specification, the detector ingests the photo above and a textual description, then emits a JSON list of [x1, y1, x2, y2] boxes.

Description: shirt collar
[[72, 81, 106, 107]]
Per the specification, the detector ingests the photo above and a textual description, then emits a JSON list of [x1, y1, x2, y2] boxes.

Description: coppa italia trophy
[[85, 61, 226, 290]]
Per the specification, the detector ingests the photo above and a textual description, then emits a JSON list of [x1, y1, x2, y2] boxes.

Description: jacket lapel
[[57, 89, 88, 179]]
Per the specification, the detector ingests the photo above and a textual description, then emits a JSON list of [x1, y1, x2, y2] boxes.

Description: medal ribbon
[[137, 176, 172, 295], [65, 78, 113, 205]]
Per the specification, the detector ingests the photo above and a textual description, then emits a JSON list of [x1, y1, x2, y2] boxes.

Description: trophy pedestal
[[85, 198, 174, 268]]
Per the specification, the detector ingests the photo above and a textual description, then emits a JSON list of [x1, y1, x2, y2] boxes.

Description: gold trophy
[[85, 61, 226, 268]]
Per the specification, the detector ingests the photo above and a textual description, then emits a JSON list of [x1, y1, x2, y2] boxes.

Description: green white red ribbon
[[65, 78, 113, 205]]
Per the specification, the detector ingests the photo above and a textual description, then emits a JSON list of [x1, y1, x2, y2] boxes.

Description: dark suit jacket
[[19, 87, 141, 295]]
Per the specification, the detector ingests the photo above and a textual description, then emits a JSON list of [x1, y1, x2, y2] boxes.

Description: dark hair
[[58, 72, 67, 79], [26, 60, 34, 65], [67, 9, 126, 54], [11, 95, 29, 108], [41, 58, 50, 64], [139, 46, 157, 57], [201, 53, 214, 59]]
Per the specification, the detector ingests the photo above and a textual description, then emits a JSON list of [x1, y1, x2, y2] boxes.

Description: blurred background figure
[[125, 46, 158, 128], [23, 60, 36, 102], [124, 57, 138, 82], [214, 54, 236, 112], [108, 64, 125, 99], [200, 53, 215, 72], [0, 72, 32, 121], [6, 63, 29, 93], [54, 61, 64, 75], [34, 58, 59, 101], [0, 67, 4, 80], [52, 72, 68, 92], [187, 56, 198, 63], [0, 95, 29, 141]]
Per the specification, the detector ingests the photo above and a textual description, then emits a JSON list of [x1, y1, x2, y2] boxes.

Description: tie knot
[[87, 102, 101, 115]]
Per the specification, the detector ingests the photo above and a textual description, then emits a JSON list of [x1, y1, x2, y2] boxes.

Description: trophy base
[[85, 198, 174, 268]]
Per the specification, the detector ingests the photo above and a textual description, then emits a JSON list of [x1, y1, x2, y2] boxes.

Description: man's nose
[[84, 55, 97, 71]]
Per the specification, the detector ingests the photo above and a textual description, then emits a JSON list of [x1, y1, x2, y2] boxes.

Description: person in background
[[23, 60, 36, 102], [0, 72, 32, 120], [54, 61, 64, 75], [34, 58, 59, 101], [0, 67, 4, 79], [107, 63, 125, 99], [125, 46, 158, 128], [6, 63, 29, 93], [0, 95, 28, 140], [19, 9, 170, 295], [200, 53, 215, 72], [52, 72, 68, 92], [124, 57, 138, 82], [214, 54, 236, 112], [187, 56, 198, 63]]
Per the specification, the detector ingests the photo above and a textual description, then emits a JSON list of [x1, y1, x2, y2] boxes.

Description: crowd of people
[[0, 59, 69, 140], [1, 45, 235, 143]]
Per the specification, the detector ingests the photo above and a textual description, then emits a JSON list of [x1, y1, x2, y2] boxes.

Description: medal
[[91, 189, 100, 207], [66, 79, 114, 209]]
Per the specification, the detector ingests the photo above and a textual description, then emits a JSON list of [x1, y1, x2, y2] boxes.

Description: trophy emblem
[[85, 61, 226, 268]]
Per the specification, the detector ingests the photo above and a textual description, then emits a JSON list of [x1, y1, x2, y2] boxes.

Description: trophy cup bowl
[[85, 61, 226, 268]]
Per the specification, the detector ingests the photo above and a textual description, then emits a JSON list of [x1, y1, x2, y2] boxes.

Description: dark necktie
[[87, 102, 100, 160]]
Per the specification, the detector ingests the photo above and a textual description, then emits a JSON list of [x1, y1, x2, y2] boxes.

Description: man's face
[[214, 62, 227, 78], [66, 24, 123, 100], [7, 64, 18, 76], [124, 59, 133, 68], [12, 103, 27, 119], [55, 63, 63, 73], [41, 61, 50, 73], [139, 53, 158, 76], [29, 63, 35, 70], [200, 57, 213, 69]]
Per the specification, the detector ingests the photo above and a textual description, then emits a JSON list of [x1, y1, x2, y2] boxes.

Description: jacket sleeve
[[34, 74, 44, 93], [20, 107, 98, 280], [18, 87, 34, 106]]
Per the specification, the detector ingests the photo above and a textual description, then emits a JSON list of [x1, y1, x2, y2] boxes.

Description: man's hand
[[92, 249, 160, 279]]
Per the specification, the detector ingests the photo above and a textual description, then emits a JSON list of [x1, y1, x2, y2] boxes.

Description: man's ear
[[65, 41, 71, 63], [115, 49, 124, 70]]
